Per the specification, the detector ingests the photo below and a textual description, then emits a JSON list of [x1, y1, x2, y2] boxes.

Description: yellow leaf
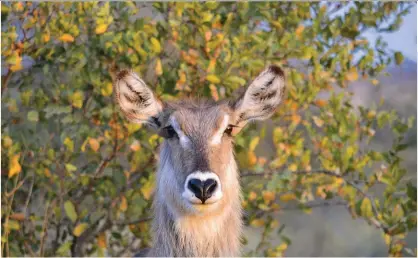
[[14, 2, 24, 12], [312, 116, 324, 127], [249, 136, 260, 152], [150, 37, 161, 53], [371, 79, 379, 86], [335, 177, 344, 186], [155, 58, 163, 76], [97, 232, 107, 248], [43, 30, 50, 43], [73, 223, 89, 237], [70, 91, 84, 109], [10, 58, 23, 72], [95, 24, 108, 34], [205, 30, 212, 41], [250, 219, 265, 227], [120, 196, 128, 212], [367, 110, 376, 119], [248, 191, 257, 201], [141, 180, 155, 200], [279, 193, 296, 202], [88, 138, 100, 152], [276, 243, 288, 252], [262, 191, 276, 203], [270, 21, 282, 30], [206, 74, 220, 84], [295, 25, 304, 38], [44, 168, 51, 178], [3, 136, 13, 148], [209, 84, 219, 101], [81, 139, 88, 152], [64, 137, 74, 152], [207, 58, 216, 73], [8, 154, 21, 178], [360, 198, 373, 218], [316, 186, 326, 198], [345, 68, 358, 82], [101, 83, 113, 96], [59, 34, 75, 43], [314, 99, 327, 107], [270, 220, 279, 228], [130, 140, 141, 152], [288, 163, 297, 172], [6, 220, 20, 231], [291, 114, 301, 125], [247, 151, 257, 167]]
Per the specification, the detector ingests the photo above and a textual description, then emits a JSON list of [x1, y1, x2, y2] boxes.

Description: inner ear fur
[[113, 69, 164, 129], [231, 65, 286, 128]]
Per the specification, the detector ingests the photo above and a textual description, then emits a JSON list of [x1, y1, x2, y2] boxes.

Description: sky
[[364, 3, 417, 62]]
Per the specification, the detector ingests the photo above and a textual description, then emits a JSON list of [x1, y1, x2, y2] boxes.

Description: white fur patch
[[182, 171, 223, 204], [209, 114, 229, 145], [170, 116, 191, 149]]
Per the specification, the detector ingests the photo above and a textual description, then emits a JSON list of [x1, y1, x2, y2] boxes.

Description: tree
[[1, 2, 416, 257]]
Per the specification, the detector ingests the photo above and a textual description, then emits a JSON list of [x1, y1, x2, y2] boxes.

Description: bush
[[1, 2, 416, 257]]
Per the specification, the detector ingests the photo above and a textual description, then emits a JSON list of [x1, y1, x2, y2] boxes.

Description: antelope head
[[114, 66, 286, 217]]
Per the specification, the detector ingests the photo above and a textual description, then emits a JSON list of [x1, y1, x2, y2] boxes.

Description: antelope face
[[160, 102, 236, 207], [114, 66, 286, 214]]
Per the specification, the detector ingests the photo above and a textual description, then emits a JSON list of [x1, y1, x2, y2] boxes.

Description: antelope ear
[[231, 65, 286, 128], [114, 70, 163, 129]]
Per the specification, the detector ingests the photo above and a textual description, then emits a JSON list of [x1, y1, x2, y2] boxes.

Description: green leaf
[[394, 51, 404, 65], [7, 220, 20, 231], [206, 74, 221, 84], [57, 242, 72, 256], [27, 110, 39, 122], [360, 198, 373, 218], [64, 201, 78, 223], [65, 163, 77, 172], [150, 37, 161, 53]]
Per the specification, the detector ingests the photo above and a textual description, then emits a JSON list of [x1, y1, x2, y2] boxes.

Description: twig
[[93, 113, 119, 179], [115, 217, 152, 226], [1, 173, 20, 257], [281, 199, 348, 211], [1, 71, 12, 94], [39, 200, 56, 257], [18, 229, 36, 257], [23, 175, 35, 215], [5, 175, 29, 197]]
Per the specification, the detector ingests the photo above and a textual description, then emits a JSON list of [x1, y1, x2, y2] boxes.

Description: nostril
[[203, 179, 217, 196], [188, 179, 204, 197]]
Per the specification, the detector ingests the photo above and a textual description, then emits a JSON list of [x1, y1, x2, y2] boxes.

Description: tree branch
[[241, 168, 390, 232]]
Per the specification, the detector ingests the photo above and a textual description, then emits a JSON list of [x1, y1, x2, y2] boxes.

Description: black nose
[[188, 178, 218, 204]]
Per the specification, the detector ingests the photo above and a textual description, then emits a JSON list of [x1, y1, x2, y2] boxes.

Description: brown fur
[[114, 66, 286, 257]]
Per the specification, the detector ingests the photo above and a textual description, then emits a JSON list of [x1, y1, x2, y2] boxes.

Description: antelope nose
[[188, 179, 218, 204]]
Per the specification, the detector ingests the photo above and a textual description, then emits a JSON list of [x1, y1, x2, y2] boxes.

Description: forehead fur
[[161, 98, 232, 135]]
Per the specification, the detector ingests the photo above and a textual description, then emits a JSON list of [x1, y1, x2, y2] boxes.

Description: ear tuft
[[268, 65, 285, 77], [116, 69, 131, 81]]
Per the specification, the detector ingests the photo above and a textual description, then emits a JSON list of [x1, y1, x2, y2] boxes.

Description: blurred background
[[1, 2, 416, 257]]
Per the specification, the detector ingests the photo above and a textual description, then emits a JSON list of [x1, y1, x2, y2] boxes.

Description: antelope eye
[[224, 125, 233, 136], [161, 125, 178, 139]]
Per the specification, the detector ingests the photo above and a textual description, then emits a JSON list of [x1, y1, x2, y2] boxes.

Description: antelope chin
[[191, 201, 221, 213]]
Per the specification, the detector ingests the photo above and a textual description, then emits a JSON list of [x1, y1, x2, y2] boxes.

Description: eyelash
[[224, 124, 238, 136], [161, 124, 237, 139]]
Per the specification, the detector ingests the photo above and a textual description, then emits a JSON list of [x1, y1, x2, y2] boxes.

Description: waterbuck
[[113, 65, 286, 257]]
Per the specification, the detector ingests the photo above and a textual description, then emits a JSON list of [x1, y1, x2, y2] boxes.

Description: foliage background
[[1, 2, 416, 257]]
